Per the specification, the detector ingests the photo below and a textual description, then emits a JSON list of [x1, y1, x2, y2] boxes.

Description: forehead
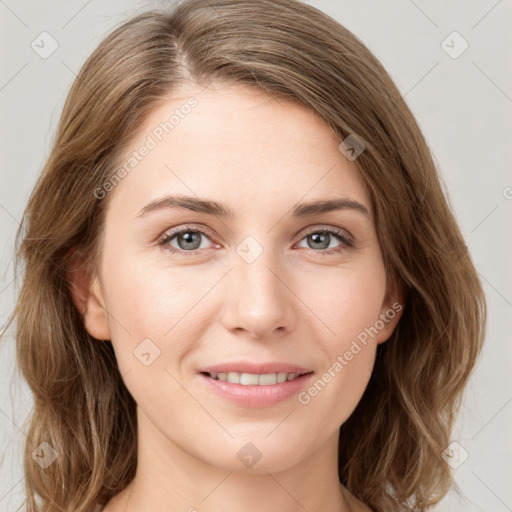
[[107, 83, 371, 217]]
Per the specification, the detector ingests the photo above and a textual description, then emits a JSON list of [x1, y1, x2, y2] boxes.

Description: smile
[[198, 371, 314, 407], [204, 371, 308, 385]]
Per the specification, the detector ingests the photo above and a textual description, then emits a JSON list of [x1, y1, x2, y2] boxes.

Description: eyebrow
[[136, 194, 370, 219]]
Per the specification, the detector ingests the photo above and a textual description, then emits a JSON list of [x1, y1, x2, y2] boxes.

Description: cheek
[[293, 265, 384, 414], [101, 263, 201, 414], [300, 261, 386, 350], [297, 290, 380, 424], [299, 345, 375, 428], [99, 249, 201, 371]]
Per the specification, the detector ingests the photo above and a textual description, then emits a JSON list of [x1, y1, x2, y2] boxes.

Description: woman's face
[[81, 83, 402, 475]]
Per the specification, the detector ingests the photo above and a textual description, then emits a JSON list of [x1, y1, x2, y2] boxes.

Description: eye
[[158, 225, 354, 257], [159, 225, 216, 255], [295, 227, 354, 256]]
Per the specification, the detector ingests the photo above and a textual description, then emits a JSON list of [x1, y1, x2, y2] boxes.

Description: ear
[[375, 276, 406, 345], [67, 253, 111, 341]]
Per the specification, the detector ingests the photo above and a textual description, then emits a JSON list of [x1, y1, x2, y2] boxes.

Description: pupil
[[310, 232, 329, 249], [180, 231, 200, 250]]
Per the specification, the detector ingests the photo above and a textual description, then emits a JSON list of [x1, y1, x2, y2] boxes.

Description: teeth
[[240, 373, 259, 385], [276, 372, 288, 383], [207, 371, 304, 385]]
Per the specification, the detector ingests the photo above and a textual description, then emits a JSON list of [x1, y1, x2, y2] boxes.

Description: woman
[[9, 0, 486, 510]]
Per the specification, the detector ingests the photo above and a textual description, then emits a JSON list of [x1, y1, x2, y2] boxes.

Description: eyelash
[[158, 224, 354, 257]]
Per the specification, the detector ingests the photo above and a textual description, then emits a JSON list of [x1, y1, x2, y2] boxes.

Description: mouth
[[197, 369, 315, 407], [200, 370, 313, 386]]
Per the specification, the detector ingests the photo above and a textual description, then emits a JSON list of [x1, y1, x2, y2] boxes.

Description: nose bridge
[[221, 233, 296, 338], [236, 233, 286, 304]]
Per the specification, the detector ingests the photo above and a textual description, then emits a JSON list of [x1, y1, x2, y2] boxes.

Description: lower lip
[[198, 372, 314, 407]]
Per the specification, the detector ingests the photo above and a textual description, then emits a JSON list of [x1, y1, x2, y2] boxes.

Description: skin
[[73, 83, 403, 512]]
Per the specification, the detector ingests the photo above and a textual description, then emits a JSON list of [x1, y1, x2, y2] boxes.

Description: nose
[[220, 243, 297, 340]]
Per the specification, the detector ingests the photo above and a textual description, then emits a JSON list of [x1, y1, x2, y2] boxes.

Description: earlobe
[[375, 278, 406, 345], [67, 256, 111, 341]]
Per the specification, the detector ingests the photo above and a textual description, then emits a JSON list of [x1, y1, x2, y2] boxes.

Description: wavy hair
[[5, 0, 486, 510]]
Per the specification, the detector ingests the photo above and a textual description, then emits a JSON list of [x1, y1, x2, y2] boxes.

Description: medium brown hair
[[6, 0, 486, 510]]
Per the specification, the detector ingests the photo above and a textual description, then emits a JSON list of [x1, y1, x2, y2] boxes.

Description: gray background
[[1, 1, 511, 510]]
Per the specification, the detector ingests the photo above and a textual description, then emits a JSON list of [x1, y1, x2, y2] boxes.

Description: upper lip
[[199, 361, 314, 375]]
